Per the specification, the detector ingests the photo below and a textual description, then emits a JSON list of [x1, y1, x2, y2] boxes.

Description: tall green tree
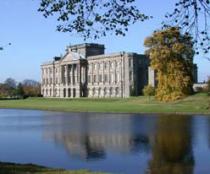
[[22, 79, 41, 97], [4, 78, 17, 97], [16, 83, 25, 97], [144, 27, 194, 102]]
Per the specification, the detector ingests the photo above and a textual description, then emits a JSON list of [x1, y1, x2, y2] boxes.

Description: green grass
[[0, 162, 105, 174], [0, 93, 209, 114]]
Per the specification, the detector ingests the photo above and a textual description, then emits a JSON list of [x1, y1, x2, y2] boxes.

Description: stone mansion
[[41, 43, 197, 98]]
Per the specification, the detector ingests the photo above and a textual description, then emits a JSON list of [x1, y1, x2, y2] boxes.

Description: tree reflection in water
[[147, 115, 194, 174]]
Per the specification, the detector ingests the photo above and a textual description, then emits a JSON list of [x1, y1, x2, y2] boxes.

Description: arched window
[[68, 88, 71, 97], [73, 88, 76, 97]]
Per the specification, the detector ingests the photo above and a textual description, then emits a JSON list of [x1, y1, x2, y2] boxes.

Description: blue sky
[[0, 0, 209, 82]]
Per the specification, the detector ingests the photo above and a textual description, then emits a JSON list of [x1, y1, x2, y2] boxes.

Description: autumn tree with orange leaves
[[144, 27, 194, 102]]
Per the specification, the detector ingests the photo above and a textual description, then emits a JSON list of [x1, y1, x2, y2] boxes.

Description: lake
[[0, 109, 210, 174]]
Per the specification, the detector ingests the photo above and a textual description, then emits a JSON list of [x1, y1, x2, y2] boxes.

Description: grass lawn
[[0, 93, 209, 114], [0, 162, 104, 174]]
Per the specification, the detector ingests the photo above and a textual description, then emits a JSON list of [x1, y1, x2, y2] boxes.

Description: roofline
[[87, 52, 146, 60], [68, 43, 105, 49]]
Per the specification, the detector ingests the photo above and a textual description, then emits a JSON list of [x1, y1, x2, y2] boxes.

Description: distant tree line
[[0, 78, 41, 99]]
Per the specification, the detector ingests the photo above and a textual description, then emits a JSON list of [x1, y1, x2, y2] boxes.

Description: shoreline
[[0, 106, 210, 116], [0, 161, 104, 174]]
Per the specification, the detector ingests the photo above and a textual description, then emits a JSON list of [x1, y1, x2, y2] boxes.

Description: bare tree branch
[[163, 0, 210, 54], [38, 0, 151, 39]]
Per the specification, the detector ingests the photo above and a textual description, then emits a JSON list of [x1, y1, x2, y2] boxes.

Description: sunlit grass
[[0, 93, 209, 114]]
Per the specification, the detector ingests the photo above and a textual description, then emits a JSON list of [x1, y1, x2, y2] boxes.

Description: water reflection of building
[[43, 113, 156, 160], [147, 115, 194, 174]]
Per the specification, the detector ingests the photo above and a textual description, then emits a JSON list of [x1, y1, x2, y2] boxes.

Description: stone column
[[60, 65, 63, 84], [70, 65, 73, 87], [108, 61, 111, 84], [71, 64, 74, 85], [102, 62, 104, 86], [97, 63, 99, 85], [92, 63, 94, 85], [114, 61, 116, 85], [76, 63, 81, 97], [65, 65, 68, 86], [67, 65, 69, 85]]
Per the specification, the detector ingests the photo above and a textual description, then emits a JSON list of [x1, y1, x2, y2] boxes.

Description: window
[[88, 75, 91, 83], [129, 71, 132, 81], [73, 88, 76, 97], [68, 88, 71, 97], [110, 74, 114, 83], [93, 75, 97, 83], [104, 88, 107, 96], [129, 58, 132, 67], [94, 64, 97, 70], [93, 88, 95, 96], [116, 73, 120, 82], [116, 87, 119, 95], [110, 87, 113, 96], [68, 76, 70, 84], [89, 64, 92, 70], [99, 74, 102, 82], [98, 88, 101, 96], [104, 74, 108, 82], [104, 62, 107, 69], [111, 62, 115, 69]]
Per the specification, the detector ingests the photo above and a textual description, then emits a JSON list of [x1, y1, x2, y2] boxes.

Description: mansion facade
[[41, 43, 149, 98], [41, 43, 197, 98]]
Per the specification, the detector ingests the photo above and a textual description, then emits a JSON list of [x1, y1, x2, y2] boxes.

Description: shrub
[[208, 78, 210, 92], [143, 85, 155, 96], [207, 77, 210, 96]]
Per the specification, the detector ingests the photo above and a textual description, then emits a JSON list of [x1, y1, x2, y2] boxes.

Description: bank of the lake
[[0, 162, 104, 174], [0, 93, 209, 115]]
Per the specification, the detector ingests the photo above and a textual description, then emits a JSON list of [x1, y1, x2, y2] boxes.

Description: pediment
[[61, 51, 85, 63]]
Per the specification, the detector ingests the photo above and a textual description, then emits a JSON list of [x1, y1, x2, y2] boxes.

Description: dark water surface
[[0, 109, 210, 174]]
